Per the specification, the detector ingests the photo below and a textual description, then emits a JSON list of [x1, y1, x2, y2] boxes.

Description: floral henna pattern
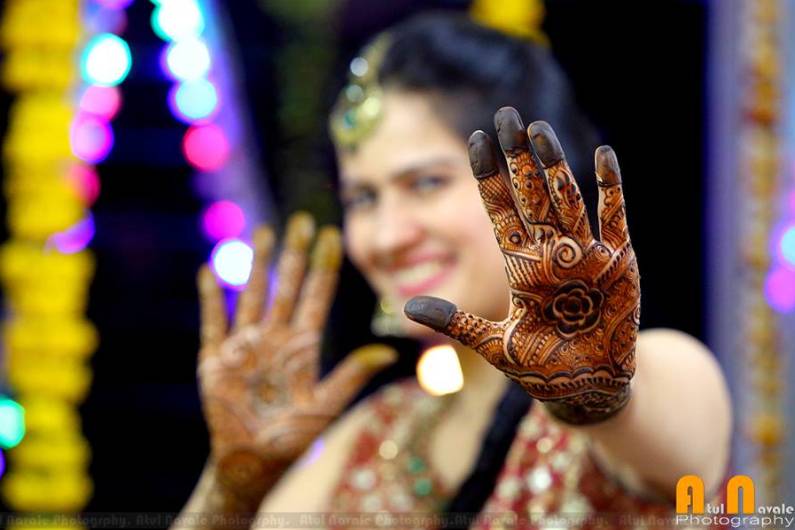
[[405, 111, 640, 424], [542, 280, 604, 337]]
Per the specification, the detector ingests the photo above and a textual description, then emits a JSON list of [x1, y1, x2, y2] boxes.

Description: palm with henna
[[197, 213, 396, 511], [405, 108, 640, 425]]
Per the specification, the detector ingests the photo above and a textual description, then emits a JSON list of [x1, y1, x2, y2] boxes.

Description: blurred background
[[0, 0, 792, 523]]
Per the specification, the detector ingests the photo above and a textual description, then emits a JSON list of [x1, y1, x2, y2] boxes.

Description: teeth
[[394, 262, 445, 286]]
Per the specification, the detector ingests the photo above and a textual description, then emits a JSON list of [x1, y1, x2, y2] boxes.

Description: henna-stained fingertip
[[595, 146, 622, 185], [528, 121, 564, 168], [468, 130, 498, 179], [404, 296, 457, 331]]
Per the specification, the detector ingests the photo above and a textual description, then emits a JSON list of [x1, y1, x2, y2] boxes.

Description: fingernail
[[312, 226, 342, 269], [529, 121, 564, 168], [494, 107, 527, 152], [351, 344, 398, 368], [285, 211, 316, 248], [404, 296, 457, 331], [468, 130, 498, 179], [595, 146, 622, 185]]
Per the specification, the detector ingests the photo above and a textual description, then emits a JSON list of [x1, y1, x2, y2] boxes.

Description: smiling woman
[[340, 90, 509, 335], [173, 11, 731, 530]]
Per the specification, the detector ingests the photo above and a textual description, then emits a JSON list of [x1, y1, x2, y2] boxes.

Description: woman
[[177, 12, 731, 530]]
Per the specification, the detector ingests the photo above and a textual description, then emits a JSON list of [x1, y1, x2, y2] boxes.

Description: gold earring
[[371, 297, 404, 337]]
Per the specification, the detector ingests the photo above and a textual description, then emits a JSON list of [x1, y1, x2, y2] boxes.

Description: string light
[[0, 399, 25, 450], [164, 38, 211, 81], [80, 33, 132, 87], [70, 114, 114, 164], [211, 239, 253, 288], [182, 124, 229, 171], [765, 267, 795, 312], [202, 200, 245, 241], [778, 225, 795, 267], [169, 78, 219, 122], [79, 85, 122, 120], [151, 0, 205, 41]]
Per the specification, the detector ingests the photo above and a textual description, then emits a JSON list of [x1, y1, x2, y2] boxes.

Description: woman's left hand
[[405, 107, 640, 425]]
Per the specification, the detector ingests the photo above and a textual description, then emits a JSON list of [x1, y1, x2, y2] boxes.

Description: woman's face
[[339, 90, 509, 339]]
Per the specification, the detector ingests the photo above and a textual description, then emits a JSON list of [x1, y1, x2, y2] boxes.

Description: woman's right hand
[[196, 213, 396, 508]]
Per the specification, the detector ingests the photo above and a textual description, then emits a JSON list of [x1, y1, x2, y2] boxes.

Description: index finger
[[468, 130, 532, 255], [198, 265, 227, 354]]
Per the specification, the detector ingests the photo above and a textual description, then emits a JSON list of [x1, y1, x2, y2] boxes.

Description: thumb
[[404, 296, 503, 351], [314, 344, 397, 415]]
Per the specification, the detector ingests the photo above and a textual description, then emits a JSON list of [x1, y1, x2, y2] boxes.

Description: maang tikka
[[329, 35, 390, 150]]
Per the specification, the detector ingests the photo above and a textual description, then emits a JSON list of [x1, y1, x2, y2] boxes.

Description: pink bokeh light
[[70, 114, 114, 164], [95, 0, 134, 9], [182, 124, 230, 171], [67, 164, 101, 205], [79, 85, 122, 120], [48, 215, 96, 254], [764, 267, 795, 313], [202, 200, 246, 241]]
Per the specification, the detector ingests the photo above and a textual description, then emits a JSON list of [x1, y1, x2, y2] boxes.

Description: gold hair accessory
[[329, 35, 390, 150], [469, 0, 549, 45]]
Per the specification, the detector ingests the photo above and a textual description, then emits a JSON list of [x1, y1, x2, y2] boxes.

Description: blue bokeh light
[[780, 225, 795, 267], [164, 38, 211, 81], [170, 79, 219, 122], [81, 33, 132, 86], [152, 0, 205, 42]]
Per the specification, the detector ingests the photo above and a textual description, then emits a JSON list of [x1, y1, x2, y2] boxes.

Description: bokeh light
[[71, 114, 114, 164], [779, 225, 795, 267], [182, 124, 230, 171], [79, 85, 122, 120], [164, 38, 211, 81], [0, 450, 5, 479], [211, 239, 254, 288], [81, 33, 132, 86], [203, 200, 246, 241], [152, 0, 205, 41], [49, 215, 96, 254], [0, 399, 25, 449], [170, 79, 219, 123], [67, 165, 102, 206], [96, 0, 135, 8], [85, 4, 129, 34], [765, 267, 795, 313], [416, 345, 463, 396]]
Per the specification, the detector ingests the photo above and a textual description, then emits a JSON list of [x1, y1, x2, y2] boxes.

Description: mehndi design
[[197, 213, 396, 511], [405, 108, 639, 425]]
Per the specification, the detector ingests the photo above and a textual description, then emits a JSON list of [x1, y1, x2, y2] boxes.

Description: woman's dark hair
[[377, 11, 599, 185]]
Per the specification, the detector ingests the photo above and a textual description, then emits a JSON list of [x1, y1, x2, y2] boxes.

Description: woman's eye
[[412, 175, 447, 194], [342, 189, 376, 212]]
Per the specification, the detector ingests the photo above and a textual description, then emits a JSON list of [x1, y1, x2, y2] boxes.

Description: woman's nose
[[372, 198, 424, 257]]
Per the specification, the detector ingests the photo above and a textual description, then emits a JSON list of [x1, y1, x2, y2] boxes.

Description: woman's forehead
[[338, 90, 468, 183]]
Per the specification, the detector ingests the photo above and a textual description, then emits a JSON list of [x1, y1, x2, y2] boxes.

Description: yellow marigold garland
[[739, 0, 785, 506], [0, 1, 99, 527]]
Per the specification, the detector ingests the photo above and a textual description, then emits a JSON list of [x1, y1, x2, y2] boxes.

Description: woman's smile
[[387, 255, 457, 298]]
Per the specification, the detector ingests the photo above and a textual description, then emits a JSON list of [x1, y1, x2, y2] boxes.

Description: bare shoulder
[[637, 328, 719, 366]]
